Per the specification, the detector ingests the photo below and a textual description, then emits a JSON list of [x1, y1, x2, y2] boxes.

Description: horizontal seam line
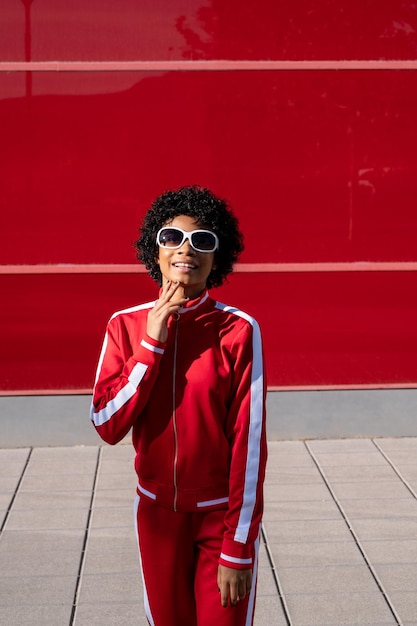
[[1, 262, 417, 275], [2, 60, 417, 72]]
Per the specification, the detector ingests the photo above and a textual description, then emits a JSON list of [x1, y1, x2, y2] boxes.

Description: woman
[[90, 185, 267, 625]]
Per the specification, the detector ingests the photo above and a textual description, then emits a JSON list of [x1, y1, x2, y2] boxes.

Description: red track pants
[[134, 495, 259, 626]]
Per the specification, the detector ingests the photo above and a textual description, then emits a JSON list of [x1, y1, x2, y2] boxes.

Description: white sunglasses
[[156, 227, 219, 253]]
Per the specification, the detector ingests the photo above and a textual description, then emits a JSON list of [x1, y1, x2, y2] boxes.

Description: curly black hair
[[135, 185, 244, 289]]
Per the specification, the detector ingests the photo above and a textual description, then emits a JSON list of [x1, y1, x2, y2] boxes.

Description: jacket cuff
[[219, 537, 253, 570], [132, 334, 166, 362]]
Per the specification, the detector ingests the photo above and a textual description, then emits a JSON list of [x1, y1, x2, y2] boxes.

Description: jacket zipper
[[172, 313, 180, 511]]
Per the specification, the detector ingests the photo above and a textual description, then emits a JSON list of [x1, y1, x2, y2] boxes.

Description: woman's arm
[[90, 281, 187, 444], [219, 317, 267, 574]]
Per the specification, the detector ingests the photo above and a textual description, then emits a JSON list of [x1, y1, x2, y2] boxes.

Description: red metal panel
[[1, 273, 154, 392], [217, 272, 417, 388], [2, 271, 416, 392], [2, 70, 417, 266], [2, 2, 417, 392], [2, 1, 417, 62]]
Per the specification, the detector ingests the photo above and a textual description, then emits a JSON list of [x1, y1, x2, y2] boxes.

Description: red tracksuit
[[90, 289, 267, 625]]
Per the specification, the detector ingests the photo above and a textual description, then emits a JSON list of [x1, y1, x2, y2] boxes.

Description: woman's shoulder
[[211, 299, 261, 334], [108, 300, 156, 324]]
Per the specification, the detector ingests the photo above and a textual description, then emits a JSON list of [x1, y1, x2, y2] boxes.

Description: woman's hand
[[146, 281, 188, 343], [217, 565, 252, 607]]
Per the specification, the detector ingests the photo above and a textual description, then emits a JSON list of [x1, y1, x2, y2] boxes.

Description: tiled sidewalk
[[1, 438, 417, 625]]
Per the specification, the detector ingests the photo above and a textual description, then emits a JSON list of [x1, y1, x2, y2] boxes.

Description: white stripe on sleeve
[[215, 302, 264, 544], [140, 339, 164, 354], [220, 553, 253, 566], [90, 362, 147, 427]]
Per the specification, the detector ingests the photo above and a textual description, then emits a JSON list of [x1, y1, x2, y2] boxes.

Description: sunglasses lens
[[158, 228, 184, 247], [157, 227, 217, 252], [191, 232, 217, 251]]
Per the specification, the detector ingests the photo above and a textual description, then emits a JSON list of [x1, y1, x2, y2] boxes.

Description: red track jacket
[[90, 289, 267, 569]]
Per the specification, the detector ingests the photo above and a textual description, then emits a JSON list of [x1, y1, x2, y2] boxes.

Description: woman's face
[[156, 214, 216, 299]]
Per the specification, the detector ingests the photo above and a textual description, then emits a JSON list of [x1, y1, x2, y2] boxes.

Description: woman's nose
[[178, 237, 195, 253]]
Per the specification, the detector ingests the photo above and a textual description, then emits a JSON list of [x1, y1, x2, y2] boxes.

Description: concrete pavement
[[2, 437, 417, 625]]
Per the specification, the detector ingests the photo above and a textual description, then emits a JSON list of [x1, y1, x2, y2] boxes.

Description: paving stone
[[264, 500, 341, 522], [264, 481, 333, 502], [5, 506, 89, 531], [311, 452, 390, 467], [20, 471, 96, 491], [373, 563, 417, 593], [375, 450, 417, 466], [0, 452, 30, 478], [95, 471, 137, 491], [22, 459, 96, 477], [308, 439, 378, 453], [264, 518, 353, 544], [73, 602, 148, 625], [0, 492, 13, 518], [1, 545, 81, 577], [330, 480, 412, 500], [256, 565, 278, 596], [375, 437, 417, 451], [90, 506, 133, 529], [278, 564, 380, 595], [0, 528, 85, 553], [352, 517, 417, 541], [257, 541, 270, 568], [361, 539, 417, 564], [0, 475, 23, 492], [99, 449, 136, 470], [321, 464, 399, 483], [88, 526, 137, 546], [29, 446, 98, 463], [93, 488, 135, 508], [269, 540, 364, 567], [11, 489, 92, 510], [265, 465, 323, 485], [1, 604, 73, 626], [268, 440, 307, 454], [77, 572, 143, 604], [82, 544, 139, 576], [253, 594, 287, 626], [266, 445, 316, 469], [100, 442, 133, 459], [341, 497, 417, 520], [283, 592, 398, 625], [0, 574, 76, 605], [388, 592, 417, 624], [23, 448, 98, 477]]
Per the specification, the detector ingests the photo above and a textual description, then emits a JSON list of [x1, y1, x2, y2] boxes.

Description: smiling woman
[[90, 184, 267, 626]]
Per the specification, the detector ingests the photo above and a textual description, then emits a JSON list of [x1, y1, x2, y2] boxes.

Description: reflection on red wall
[[2, 70, 417, 265], [3, 0, 417, 61], [1, 1, 417, 392]]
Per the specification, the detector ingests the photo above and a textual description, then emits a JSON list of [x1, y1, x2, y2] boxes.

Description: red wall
[[2, 1, 417, 392]]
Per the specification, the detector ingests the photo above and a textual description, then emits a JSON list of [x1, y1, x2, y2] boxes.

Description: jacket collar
[[157, 288, 210, 316], [179, 289, 210, 315]]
